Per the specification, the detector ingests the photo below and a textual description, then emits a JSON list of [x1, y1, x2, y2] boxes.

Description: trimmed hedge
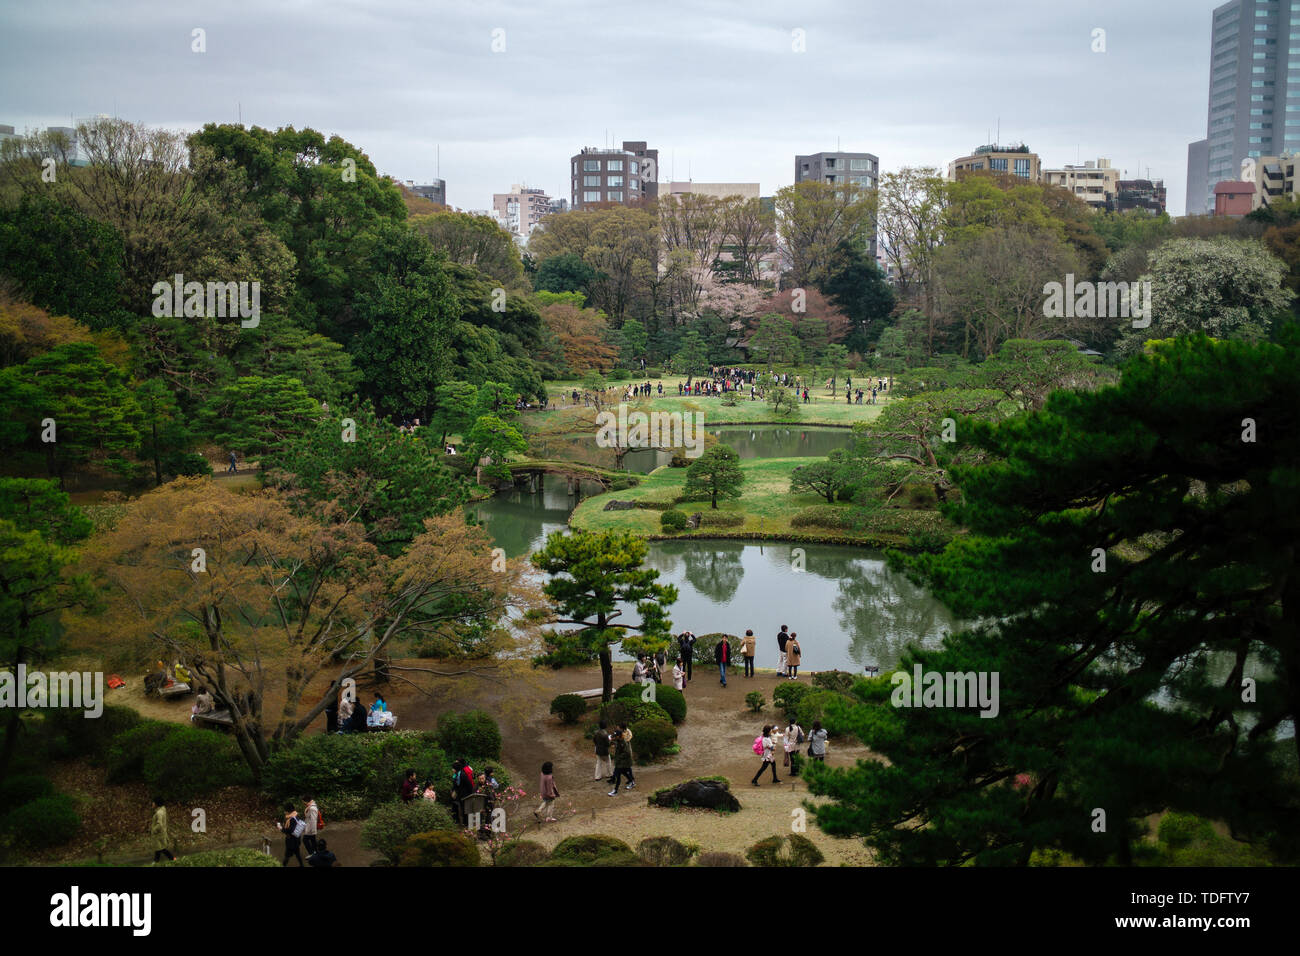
[[142, 726, 252, 801], [660, 510, 688, 531], [436, 710, 502, 762], [614, 682, 686, 723], [0, 774, 55, 814], [262, 730, 453, 819], [397, 829, 481, 867], [811, 670, 857, 694], [745, 834, 825, 867], [105, 722, 177, 785], [551, 834, 633, 864], [161, 848, 280, 867], [697, 511, 744, 528], [771, 681, 812, 717], [43, 704, 143, 763], [636, 836, 695, 866], [628, 718, 677, 761], [495, 839, 550, 867], [599, 699, 672, 729], [361, 800, 457, 864], [697, 851, 746, 867], [793, 689, 848, 737], [549, 694, 587, 725], [1, 793, 80, 848]]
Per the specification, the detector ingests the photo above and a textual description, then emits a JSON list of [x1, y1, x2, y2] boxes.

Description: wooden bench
[[159, 682, 192, 700], [193, 709, 234, 730], [574, 688, 605, 701]]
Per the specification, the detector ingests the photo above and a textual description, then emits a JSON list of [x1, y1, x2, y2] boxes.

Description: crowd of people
[[672, 626, 805, 687]]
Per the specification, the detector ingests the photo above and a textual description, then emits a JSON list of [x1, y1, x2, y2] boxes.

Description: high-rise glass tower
[[1188, 0, 1300, 214]]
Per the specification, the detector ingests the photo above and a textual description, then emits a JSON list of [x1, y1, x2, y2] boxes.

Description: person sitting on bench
[[191, 688, 214, 721]]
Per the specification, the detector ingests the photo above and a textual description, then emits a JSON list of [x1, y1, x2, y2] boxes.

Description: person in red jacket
[[716, 636, 731, 687], [399, 769, 418, 803]]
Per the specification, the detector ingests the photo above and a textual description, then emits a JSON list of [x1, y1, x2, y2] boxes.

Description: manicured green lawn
[[570, 457, 949, 546], [530, 378, 889, 434]]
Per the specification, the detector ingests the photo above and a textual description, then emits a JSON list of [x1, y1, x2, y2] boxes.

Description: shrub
[[263, 730, 452, 817], [0, 774, 54, 814], [142, 726, 251, 801], [361, 800, 457, 864], [628, 718, 677, 761], [645, 368, 662, 377], [396, 829, 481, 867], [811, 670, 857, 694], [551, 834, 633, 864], [599, 699, 672, 729], [105, 722, 177, 784], [607, 368, 630, 381], [43, 705, 142, 763], [1, 794, 80, 849], [549, 694, 587, 725], [771, 681, 812, 717], [1159, 812, 1216, 850], [589, 850, 644, 866], [495, 839, 550, 867], [161, 848, 279, 867], [610, 477, 634, 491], [698, 511, 744, 528], [660, 509, 688, 531], [636, 836, 695, 866], [745, 834, 825, 867], [745, 691, 765, 713], [690, 633, 736, 664], [697, 851, 746, 867], [614, 682, 686, 723], [793, 689, 846, 736], [436, 710, 502, 762]]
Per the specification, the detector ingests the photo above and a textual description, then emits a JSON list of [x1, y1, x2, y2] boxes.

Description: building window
[[607, 160, 623, 171], [607, 191, 622, 202], [572, 161, 577, 175], [850, 158, 872, 170], [584, 191, 601, 202], [584, 176, 601, 186], [584, 160, 600, 171], [825, 158, 836, 168], [1014, 158, 1031, 177], [607, 176, 623, 187], [630, 161, 639, 175], [990, 158, 1008, 171]]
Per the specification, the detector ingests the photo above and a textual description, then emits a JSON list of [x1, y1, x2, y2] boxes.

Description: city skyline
[[1, 1, 1215, 215]]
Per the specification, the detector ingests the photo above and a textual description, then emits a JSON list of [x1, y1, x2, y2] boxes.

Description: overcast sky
[[1, 0, 1214, 216]]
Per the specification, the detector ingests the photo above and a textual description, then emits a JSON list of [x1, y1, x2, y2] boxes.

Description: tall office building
[[493, 184, 553, 239], [1188, 1, 1300, 216], [570, 140, 658, 209]]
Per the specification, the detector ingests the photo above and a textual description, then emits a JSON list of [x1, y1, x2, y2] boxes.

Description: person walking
[[678, 631, 697, 681], [776, 625, 790, 677], [276, 803, 306, 866], [673, 658, 686, 693], [786, 633, 802, 680], [750, 725, 782, 786], [807, 720, 828, 763], [716, 635, 731, 687], [227, 451, 238, 474], [740, 629, 756, 678], [150, 797, 174, 863], [535, 762, 560, 822], [782, 717, 804, 769], [608, 726, 636, 795], [301, 795, 321, 855], [593, 721, 613, 781]]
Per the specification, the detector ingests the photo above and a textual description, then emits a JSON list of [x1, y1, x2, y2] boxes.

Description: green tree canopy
[[682, 444, 744, 509]]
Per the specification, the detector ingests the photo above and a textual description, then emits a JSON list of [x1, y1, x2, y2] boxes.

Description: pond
[[467, 471, 961, 674]]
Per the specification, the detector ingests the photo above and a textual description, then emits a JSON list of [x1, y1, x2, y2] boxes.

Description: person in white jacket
[[751, 725, 784, 785], [672, 658, 686, 692], [782, 719, 803, 768]]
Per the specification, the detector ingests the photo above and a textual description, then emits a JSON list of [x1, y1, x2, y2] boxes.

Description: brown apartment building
[[570, 140, 659, 209]]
